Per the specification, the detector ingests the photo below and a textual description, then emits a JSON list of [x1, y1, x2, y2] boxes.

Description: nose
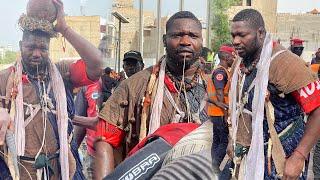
[[32, 49, 41, 58], [179, 35, 191, 46], [232, 36, 241, 46]]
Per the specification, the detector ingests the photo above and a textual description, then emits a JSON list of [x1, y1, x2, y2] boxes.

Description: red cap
[[219, 45, 235, 55], [290, 38, 304, 46]]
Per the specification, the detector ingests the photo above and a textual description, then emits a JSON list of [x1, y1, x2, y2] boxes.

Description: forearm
[[72, 115, 97, 130], [216, 90, 228, 109], [216, 91, 225, 106], [296, 107, 320, 157], [62, 27, 102, 80], [94, 141, 115, 179]]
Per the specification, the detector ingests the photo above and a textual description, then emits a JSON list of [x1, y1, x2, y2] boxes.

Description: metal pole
[[206, 0, 211, 49], [118, 21, 122, 73], [156, 0, 161, 61], [114, 39, 118, 70], [139, 0, 144, 56], [179, 0, 184, 11]]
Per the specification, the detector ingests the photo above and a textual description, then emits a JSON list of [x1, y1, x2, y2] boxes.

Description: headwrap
[[290, 38, 304, 46], [219, 45, 235, 55], [18, 14, 58, 37]]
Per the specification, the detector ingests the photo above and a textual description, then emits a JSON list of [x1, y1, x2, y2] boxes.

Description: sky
[[0, 0, 319, 50]]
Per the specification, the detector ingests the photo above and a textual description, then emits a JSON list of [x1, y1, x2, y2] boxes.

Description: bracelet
[[294, 149, 307, 160]]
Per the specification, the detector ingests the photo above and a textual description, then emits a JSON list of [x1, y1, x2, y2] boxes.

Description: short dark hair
[[200, 47, 212, 60], [22, 30, 51, 41], [166, 11, 202, 32], [232, 9, 265, 30], [104, 67, 112, 74]]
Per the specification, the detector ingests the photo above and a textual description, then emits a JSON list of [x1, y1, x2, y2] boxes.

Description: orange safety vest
[[207, 66, 230, 117], [311, 64, 320, 74]]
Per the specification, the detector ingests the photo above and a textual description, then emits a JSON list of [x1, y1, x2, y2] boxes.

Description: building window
[[108, 27, 114, 36], [246, 0, 251, 6]]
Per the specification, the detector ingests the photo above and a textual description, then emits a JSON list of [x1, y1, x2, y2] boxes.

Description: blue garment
[[210, 116, 229, 166], [242, 69, 307, 179], [0, 157, 12, 180], [31, 79, 85, 179], [212, 68, 228, 90], [179, 78, 208, 123]]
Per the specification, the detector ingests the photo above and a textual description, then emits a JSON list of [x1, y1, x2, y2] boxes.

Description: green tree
[[211, 0, 236, 52], [0, 51, 17, 64]]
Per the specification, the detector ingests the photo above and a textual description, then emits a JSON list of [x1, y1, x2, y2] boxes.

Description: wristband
[[293, 149, 307, 160]]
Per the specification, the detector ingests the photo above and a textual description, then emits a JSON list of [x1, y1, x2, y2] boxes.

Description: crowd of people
[[1, 1, 320, 180]]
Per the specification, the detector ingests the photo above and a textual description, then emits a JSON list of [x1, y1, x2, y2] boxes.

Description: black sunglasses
[[293, 47, 304, 51]]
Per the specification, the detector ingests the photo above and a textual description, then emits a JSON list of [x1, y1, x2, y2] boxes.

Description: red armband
[[95, 118, 125, 148], [70, 60, 95, 88], [292, 80, 320, 114]]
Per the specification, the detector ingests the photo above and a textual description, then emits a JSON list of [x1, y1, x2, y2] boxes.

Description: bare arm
[[72, 115, 98, 130], [216, 89, 228, 109], [94, 141, 115, 179], [53, 0, 103, 81], [297, 107, 320, 156], [283, 107, 320, 179]]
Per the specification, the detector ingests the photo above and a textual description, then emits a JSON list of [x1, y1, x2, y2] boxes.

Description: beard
[[242, 36, 261, 66], [22, 58, 49, 76], [165, 47, 201, 72]]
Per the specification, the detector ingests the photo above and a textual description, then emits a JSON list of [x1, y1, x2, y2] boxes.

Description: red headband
[[290, 38, 304, 46], [219, 46, 235, 55]]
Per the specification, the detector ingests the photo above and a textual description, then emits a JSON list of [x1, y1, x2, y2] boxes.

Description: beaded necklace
[[165, 66, 201, 92], [240, 58, 259, 75]]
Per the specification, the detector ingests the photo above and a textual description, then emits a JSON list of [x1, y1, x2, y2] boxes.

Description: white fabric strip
[[148, 59, 166, 135]]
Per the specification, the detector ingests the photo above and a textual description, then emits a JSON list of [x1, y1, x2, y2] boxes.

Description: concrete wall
[[50, 16, 101, 62], [113, 0, 155, 60], [275, 13, 320, 62], [228, 0, 278, 34]]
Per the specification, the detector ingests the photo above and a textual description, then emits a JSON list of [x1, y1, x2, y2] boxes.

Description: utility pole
[[179, 0, 184, 11], [156, 0, 162, 61], [206, 0, 211, 48], [112, 12, 129, 73], [139, 0, 144, 56]]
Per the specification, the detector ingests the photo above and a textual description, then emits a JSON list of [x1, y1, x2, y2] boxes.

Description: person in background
[[120, 50, 144, 80], [101, 67, 119, 102], [311, 48, 320, 65], [207, 44, 235, 167], [289, 38, 304, 57], [201, 47, 214, 74]]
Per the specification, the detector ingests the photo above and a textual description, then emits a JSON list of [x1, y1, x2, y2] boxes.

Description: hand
[[52, 0, 68, 34], [216, 102, 229, 111], [0, 108, 13, 145], [282, 151, 305, 180], [88, 116, 99, 130]]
